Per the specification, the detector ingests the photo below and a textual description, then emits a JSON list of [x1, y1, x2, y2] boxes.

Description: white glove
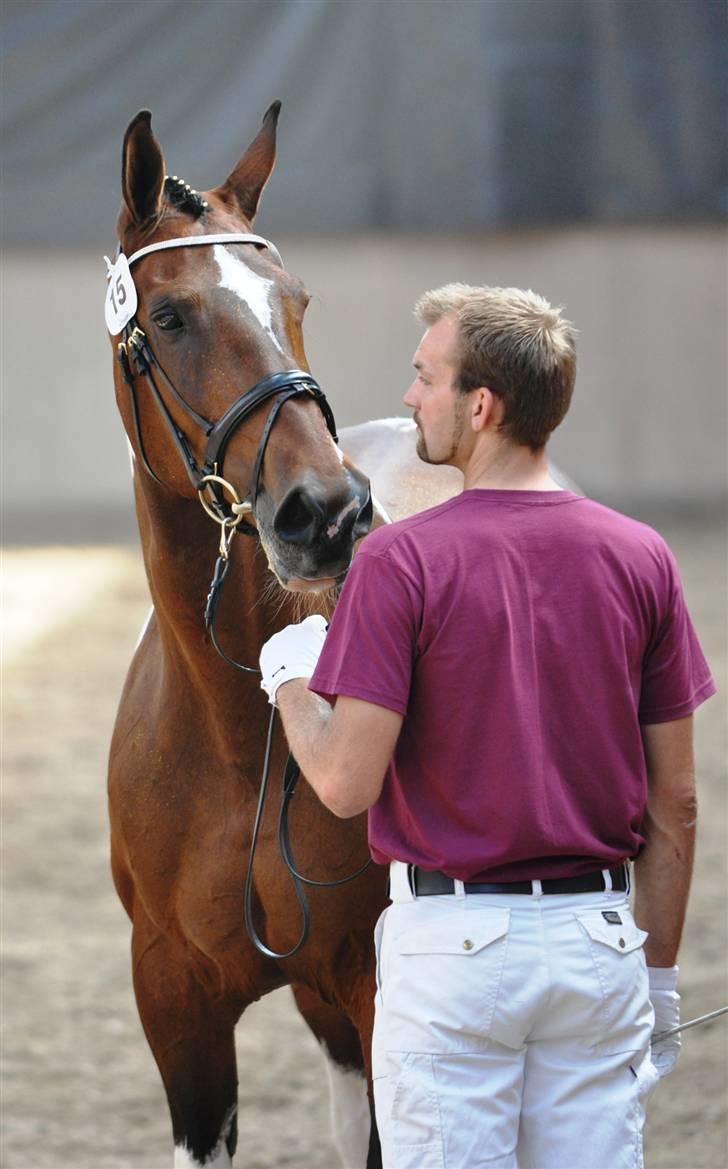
[[648, 965, 681, 1078], [259, 615, 327, 706]]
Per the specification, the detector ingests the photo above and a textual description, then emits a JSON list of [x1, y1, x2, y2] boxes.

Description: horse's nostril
[[273, 484, 371, 548], [273, 488, 324, 545]]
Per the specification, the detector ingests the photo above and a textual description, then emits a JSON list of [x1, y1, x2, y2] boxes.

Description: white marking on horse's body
[[173, 1105, 236, 1168], [213, 244, 283, 354], [320, 1044, 370, 1169]]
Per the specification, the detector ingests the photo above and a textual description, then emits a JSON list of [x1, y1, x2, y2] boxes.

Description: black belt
[[409, 863, 629, 897]]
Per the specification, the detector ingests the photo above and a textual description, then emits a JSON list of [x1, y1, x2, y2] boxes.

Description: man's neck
[[461, 440, 562, 492]]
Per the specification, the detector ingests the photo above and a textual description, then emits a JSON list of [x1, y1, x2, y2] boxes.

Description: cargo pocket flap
[[397, 907, 509, 955], [576, 908, 647, 954]]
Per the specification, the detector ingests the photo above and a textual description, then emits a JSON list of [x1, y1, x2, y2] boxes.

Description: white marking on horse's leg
[[213, 244, 284, 354], [320, 1043, 370, 1169], [173, 1144, 232, 1169], [173, 1106, 236, 1168]]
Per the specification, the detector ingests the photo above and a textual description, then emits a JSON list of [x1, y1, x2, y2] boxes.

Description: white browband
[[127, 233, 284, 269]]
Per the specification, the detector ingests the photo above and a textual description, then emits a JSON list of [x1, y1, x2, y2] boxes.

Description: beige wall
[[2, 226, 726, 540]]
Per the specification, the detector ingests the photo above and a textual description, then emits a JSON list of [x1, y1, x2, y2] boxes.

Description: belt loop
[[602, 867, 613, 892], [453, 878, 466, 898], [389, 861, 415, 903], [531, 878, 543, 899]]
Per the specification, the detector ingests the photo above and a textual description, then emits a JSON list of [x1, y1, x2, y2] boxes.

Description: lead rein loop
[[244, 707, 312, 960], [243, 714, 372, 961], [278, 762, 372, 888]]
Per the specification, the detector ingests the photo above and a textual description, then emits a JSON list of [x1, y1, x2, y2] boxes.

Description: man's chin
[[416, 436, 450, 467], [415, 433, 431, 463]]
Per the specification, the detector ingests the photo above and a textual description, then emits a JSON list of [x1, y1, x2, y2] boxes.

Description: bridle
[[109, 225, 370, 959], [114, 230, 338, 552]]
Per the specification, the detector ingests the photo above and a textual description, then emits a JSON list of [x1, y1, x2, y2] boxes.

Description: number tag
[[104, 253, 138, 335]]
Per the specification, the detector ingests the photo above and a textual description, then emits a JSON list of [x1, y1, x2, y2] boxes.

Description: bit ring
[[198, 473, 248, 527]]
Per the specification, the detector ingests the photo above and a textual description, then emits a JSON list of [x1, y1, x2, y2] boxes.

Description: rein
[[109, 225, 370, 959]]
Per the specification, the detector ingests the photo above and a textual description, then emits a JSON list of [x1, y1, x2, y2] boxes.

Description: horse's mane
[[164, 175, 207, 219]]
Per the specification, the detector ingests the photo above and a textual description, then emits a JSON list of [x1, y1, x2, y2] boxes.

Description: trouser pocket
[[381, 904, 510, 1052], [575, 905, 653, 1055], [374, 1051, 444, 1169]]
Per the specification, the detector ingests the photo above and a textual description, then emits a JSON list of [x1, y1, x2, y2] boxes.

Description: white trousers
[[372, 862, 659, 1169]]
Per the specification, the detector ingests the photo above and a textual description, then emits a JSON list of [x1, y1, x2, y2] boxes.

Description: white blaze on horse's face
[[213, 244, 284, 355]]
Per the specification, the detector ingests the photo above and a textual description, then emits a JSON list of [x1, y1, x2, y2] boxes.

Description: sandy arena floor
[[2, 527, 726, 1169]]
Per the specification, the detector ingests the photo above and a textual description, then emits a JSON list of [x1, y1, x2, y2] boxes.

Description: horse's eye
[[152, 309, 184, 332]]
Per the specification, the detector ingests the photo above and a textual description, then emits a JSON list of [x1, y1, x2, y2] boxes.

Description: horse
[[107, 103, 457, 1169]]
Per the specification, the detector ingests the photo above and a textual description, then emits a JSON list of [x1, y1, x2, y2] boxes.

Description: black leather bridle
[[115, 230, 338, 529]]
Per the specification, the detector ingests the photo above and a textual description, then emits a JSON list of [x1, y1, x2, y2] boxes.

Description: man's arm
[[276, 679, 403, 819], [633, 714, 697, 967]]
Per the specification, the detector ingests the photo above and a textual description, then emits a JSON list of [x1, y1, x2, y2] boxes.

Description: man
[[259, 284, 715, 1169]]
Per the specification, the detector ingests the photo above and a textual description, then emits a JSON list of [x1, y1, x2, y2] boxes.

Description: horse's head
[[111, 104, 372, 592]]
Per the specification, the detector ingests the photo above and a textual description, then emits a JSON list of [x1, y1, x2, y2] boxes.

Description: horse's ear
[[217, 101, 281, 223], [121, 110, 166, 225]]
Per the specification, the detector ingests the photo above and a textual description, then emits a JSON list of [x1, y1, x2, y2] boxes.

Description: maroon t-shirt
[[310, 490, 715, 882]]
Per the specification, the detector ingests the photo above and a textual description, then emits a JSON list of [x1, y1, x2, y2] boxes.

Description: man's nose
[[403, 380, 418, 408]]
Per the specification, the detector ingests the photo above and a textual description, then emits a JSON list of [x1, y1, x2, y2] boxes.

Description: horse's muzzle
[[264, 470, 373, 586], [273, 477, 372, 548]]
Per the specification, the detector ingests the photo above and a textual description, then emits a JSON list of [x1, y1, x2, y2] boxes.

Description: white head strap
[[104, 232, 284, 335], [127, 232, 284, 269]]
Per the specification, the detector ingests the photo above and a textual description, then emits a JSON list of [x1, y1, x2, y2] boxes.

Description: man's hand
[[259, 615, 327, 706], [649, 965, 681, 1078]]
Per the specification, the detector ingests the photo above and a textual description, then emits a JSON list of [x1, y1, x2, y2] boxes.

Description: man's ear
[[470, 387, 496, 432]]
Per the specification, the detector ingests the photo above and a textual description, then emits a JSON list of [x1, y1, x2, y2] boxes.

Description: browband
[[127, 233, 284, 269]]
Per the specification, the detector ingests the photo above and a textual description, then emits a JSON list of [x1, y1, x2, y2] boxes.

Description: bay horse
[[107, 104, 458, 1169]]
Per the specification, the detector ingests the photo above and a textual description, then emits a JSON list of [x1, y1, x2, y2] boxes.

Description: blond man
[[260, 285, 715, 1168]]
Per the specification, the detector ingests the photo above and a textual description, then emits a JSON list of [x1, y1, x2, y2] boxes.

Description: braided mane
[[164, 175, 208, 219]]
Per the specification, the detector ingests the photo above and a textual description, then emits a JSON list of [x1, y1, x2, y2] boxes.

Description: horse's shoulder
[[341, 417, 461, 521]]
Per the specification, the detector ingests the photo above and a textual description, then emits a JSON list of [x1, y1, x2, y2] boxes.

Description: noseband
[[113, 230, 338, 536]]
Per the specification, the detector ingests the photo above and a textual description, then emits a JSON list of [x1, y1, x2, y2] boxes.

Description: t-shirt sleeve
[[309, 546, 421, 715], [639, 545, 716, 724]]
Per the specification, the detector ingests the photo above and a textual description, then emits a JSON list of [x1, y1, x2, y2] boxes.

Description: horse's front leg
[[291, 982, 381, 1169], [131, 911, 242, 1168]]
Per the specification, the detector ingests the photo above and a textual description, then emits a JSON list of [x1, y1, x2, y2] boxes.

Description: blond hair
[[415, 283, 577, 450]]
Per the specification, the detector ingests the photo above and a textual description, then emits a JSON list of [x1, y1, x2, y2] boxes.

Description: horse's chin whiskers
[[248, 564, 337, 624]]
